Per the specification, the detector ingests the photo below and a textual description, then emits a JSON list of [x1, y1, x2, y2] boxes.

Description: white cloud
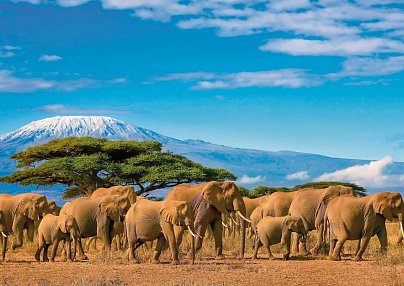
[[39, 54, 63, 62], [0, 45, 21, 58], [237, 175, 265, 184], [13, 1, 404, 57], [0, 51, 15, 58], [315, 156, 404, 188], [330, 56, 404, 78], [0, 70, 54, 93], [260, 38, 404, 56], [152, 69, 321, 89], [0, 70, 124, 93], [36, 104, 137, 114], [286, 171, 310, 180]]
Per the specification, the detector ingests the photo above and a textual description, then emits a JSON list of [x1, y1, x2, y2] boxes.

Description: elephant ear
[[374, 195, 394, 221], [160, 201, 182, 226], [16, 200, 38, 220], [57, 215, 68, 233], [202, 182, 227, 213]]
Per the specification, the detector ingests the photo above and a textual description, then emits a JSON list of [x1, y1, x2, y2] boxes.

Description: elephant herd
[[0, 182, 403, 265]]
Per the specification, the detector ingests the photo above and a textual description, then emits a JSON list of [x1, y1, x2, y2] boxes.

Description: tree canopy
[[291, 181, 366, 197], [0, 137, 236, 199]]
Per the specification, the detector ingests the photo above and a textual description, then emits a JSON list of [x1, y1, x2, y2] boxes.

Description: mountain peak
[[0, 115, 174, 150]]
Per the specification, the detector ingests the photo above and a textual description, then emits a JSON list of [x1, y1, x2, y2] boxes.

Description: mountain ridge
[[1, 116, 403, 202]]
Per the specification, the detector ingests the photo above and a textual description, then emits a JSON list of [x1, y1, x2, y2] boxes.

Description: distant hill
[[1, 116, 403, 202]]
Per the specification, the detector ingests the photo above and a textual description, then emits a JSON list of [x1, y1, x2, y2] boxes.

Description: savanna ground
[[1, 223, 404, 286]]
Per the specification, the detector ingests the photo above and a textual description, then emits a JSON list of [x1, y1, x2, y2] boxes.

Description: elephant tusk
[[236, 211, 252, 223], [222, 221, 229, 228], [1, 231, 7, 238], [231, 217, 239, 226], [187, 225, 197, 238]]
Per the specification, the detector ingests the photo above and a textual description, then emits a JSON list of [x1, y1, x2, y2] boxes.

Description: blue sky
[[0, 0, 403, 161]]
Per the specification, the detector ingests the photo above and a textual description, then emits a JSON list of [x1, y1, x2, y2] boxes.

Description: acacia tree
[[291, 181, 366, 197], [0, 137, 236, 199]]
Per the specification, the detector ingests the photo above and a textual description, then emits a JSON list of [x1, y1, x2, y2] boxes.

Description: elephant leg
[[164, 225, 180, 265], [211, 220, 224, 259], [173, 225, 184, 248], [377, 227, 388, 254], [331, 236, 347, 261], [27, 223, 35, 242], [281, 238, 291, 261], [266, 245, 275, 260], [253, 239, 262, 259], [35, 236, 45, 261], [291, 233, 299, 255], [311, 224, 324, 255], [354, 236, 371, 261], [329, 239, 336, 257], [77, 238, 88, 260], [2, 236, 7, 261], [397, 231, 403, 245], [152, 236, 167, 263], [195, 224, 208, 254], [50, 239, 61, 262], [43, 244, 50, 262], [299, 237, 310, 256]]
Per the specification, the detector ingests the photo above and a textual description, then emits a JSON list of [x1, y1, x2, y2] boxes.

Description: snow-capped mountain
[[1, 116, 403, 202]]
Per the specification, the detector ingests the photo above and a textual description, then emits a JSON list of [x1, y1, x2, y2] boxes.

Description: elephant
[[326, 191, 404, 261], [247, 191, 299, 237], [48, 201, 62, 215], [35, 214, 79, 262], [288, 185, 354, 255], [126, 199, 197, 264], [243, 196, 269, 219], [165, 181, 250, 259], [0, 196, 38, 260], [0, 193, 50, 243], [60, 195, 129, 260], [253, 215, 307, 260], [91, 185, 137, 204]]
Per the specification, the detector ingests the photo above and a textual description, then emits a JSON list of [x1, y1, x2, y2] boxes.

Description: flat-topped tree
[[0, 137, 236, 199], [292, 181, 366, 197]]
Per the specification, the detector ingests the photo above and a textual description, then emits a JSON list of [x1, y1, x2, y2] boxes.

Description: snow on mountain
[[1, 116, 403, 202]]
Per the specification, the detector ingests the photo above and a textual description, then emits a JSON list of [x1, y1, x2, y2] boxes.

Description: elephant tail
[[254, 227, 259, 247], [323, 213, 329, 253]]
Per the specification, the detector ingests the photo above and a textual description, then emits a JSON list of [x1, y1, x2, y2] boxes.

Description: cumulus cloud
[[38, 54, 63, 62], [152, 69, 321, 89], [237, 175, 265, 184], [315, 156, 404, 188], [286, 171, 310, 181]]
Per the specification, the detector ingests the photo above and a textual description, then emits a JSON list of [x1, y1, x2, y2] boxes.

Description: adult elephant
[[91, 185, 137, 204], [126, 199, 197, 264], [326, 192, 404, 261], [166, 181, 250, 259], [89, 187, 135, 250], [289, 185, 354, 255], [0, 196, 38, 260], [0, 193, 50, 242], [60, 195, 129, 260]]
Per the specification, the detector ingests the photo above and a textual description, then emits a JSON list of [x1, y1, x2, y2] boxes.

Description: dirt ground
[[1, 223, 404, 286], [0, 250, 403, 286]]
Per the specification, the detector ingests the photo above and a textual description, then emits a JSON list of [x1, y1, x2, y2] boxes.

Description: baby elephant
[[35, 214, 79, 262], [253, 215, 306, 260]]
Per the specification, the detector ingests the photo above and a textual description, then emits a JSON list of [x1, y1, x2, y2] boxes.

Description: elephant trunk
[[234, 202, 247, 259]]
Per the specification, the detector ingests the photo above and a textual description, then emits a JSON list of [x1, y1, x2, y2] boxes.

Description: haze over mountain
[[1, 116, 403, 201]]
